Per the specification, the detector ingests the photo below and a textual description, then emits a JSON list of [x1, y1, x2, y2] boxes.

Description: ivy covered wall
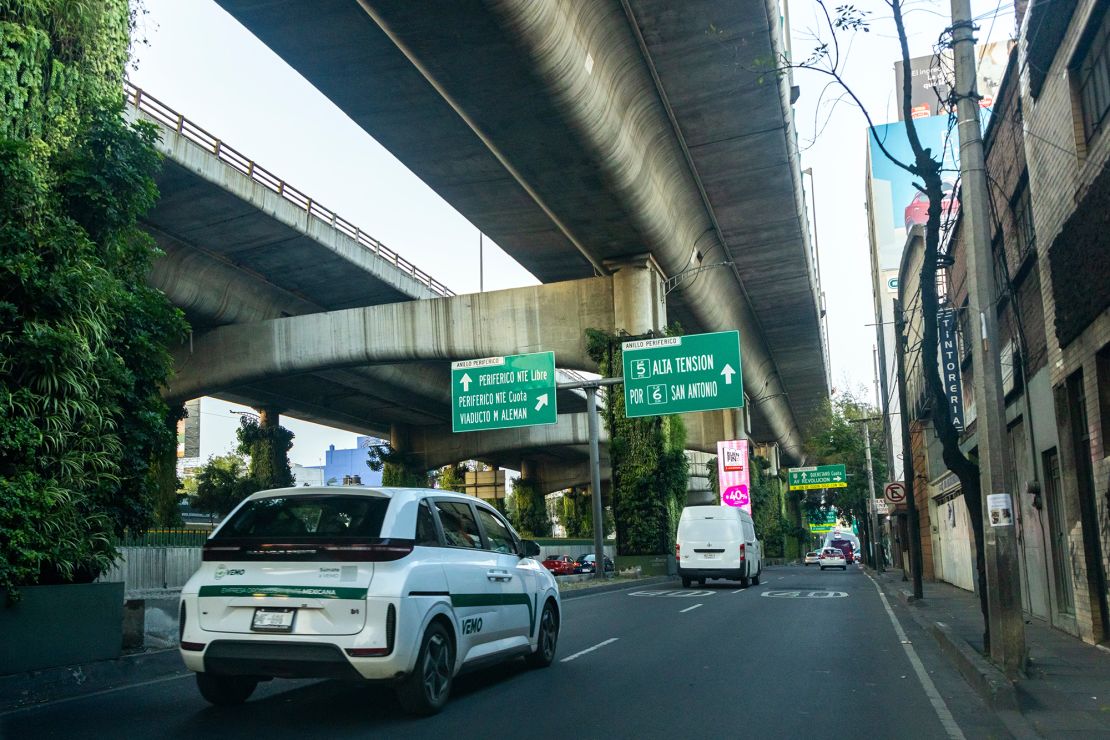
[[587, 329, 688, 556], [1, 1, 187, 590]]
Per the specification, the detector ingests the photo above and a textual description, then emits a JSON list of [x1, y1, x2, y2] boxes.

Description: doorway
[[1043, 449, 1075, 618]]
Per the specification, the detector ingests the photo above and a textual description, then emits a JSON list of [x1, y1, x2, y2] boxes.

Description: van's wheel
[[526, 600, 559, 668], [195, 673, 258, 706], [752, 570, 761, 586], [397, 622, 454, 716], [681, 576, 692, 588]]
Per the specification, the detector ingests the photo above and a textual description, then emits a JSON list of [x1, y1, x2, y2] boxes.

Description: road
[[1, 566, 1010, 739]]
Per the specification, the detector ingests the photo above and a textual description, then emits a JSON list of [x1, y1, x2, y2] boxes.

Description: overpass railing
[[124, 81, 455, 299]]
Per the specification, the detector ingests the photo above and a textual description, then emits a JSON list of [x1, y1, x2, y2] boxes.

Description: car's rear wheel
[[526, 600, 559, 668], [195, 673, 258, 706], [397, 622, 454, 716]]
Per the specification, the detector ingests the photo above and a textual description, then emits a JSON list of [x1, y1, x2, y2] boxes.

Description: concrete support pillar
[[603, 253, 667, 335], [390, 423, 411, 453], [520, 459, 538, 482], [256, 407, 281, 429]]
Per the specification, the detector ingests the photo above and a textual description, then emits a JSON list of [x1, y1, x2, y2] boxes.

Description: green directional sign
[[452, 352, 557, 433], [788, 464, 848, 490], [622, 331, 743, 418]]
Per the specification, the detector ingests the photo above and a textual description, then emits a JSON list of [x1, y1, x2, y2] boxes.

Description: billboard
[[717, 440, 751, 513], [893, 42, 1011, 121]]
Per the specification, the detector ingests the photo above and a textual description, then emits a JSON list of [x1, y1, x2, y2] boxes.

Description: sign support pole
[[559, 377, 623, 580]]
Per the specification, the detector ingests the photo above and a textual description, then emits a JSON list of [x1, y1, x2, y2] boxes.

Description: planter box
[[0, 582, 124, 675], [615, 554, 676, 576]]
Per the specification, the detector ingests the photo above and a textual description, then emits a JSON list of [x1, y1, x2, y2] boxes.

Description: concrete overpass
[[213, 0, 828, 461]]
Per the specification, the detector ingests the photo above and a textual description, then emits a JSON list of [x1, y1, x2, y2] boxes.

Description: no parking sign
[[884, 481, 907, 507]]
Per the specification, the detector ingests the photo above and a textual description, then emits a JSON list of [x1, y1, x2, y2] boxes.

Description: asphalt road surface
[[1, 566, 1011, 739]]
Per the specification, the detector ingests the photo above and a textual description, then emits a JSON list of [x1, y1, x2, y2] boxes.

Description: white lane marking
[[679, 603, 703, 613], [0, 673, 192, 716], [761, 590, 848, 599], [732, 588, 745, 594], [628, 590, 713, 598], [866, 573, 966, 740], [560, 637, 619, 663]]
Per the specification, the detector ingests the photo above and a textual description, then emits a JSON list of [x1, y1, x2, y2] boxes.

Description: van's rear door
[[679, 511, 742, 568]]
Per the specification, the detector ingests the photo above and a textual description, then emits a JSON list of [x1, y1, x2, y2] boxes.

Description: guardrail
[[123, 81, 455, 299]]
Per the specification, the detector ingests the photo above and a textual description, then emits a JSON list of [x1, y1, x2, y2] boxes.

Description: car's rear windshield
[[214, 495, 390, 539]]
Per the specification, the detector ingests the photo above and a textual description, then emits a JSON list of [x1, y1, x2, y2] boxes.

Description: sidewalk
[[870, 567, 1110, 737]]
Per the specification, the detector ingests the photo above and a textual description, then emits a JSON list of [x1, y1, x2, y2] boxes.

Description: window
[[1011, 178, 1035, 258], [1075, 7, 1110, 143], [415, 500, 441, 547], [435, 501, 483, 549], [215, 495, 389, 539], [475, 507, 518, 555], [1098, 345, 1110, 456]]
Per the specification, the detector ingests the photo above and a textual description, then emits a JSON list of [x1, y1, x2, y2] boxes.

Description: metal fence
[[122, 81, 455, 299], [99, 547, 203, 593], [116, 529, 211, 547]]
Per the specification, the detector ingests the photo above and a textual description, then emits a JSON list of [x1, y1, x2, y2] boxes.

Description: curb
[[0, 648, 188, 714], [928, 620, 1019, 711], [560, 575, 676, 600], [867, 569, 1019, 713]]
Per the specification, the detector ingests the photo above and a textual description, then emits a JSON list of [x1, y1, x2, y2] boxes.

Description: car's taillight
[[739, 543, 746, 561], [201, 544, 242, 561], [323, 543, 414, 561]]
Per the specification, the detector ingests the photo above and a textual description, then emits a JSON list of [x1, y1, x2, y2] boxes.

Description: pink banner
[[717, 440, 751, 513]]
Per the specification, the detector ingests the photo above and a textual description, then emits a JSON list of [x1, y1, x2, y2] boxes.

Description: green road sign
[[788, 464, 847, 490], [622, 331, 743, 418], [452, 352, 558, 432]]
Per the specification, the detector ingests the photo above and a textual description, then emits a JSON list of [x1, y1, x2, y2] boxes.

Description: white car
[[818, 547, 848, 570], [804, 550, 821, 566], [179, 487, 560, 715]]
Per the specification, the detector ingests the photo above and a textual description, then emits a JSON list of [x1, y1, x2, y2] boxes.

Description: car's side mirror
[[523, 539, 541, 558]]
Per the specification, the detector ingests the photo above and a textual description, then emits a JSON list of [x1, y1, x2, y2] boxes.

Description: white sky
[[133, 0, 1014, 465]]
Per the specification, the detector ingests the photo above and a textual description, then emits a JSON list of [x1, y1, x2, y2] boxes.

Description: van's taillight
[[675, 542, 681, 561], [739, 543, 746, 561]]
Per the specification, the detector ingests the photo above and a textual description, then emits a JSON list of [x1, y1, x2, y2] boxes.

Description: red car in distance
[[542, 554, 576, 576]]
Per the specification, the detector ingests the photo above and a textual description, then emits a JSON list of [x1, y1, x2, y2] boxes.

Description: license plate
[[252, 607, 296, 632], [702, 553, 720, 560]]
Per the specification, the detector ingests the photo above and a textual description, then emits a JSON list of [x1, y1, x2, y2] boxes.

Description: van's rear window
[[214, 495, 389, 539]]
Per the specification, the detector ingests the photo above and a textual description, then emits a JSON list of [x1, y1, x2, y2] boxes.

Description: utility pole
[[893, 298, 924, 599], [860, 420, 883, 573], [950, 0, 1026, 676]]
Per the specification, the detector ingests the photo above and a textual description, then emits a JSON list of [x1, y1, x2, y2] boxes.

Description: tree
[[508, 477, 551, 538], [0, 1, 187, 592], [236, 416, 294, 489], [435, 463, 469, 493], [801, 393, 888, 560], [586, 328, 689, 556], [192, 454, 256, 518], [366, 443, 429, 487], [775, 0, 992, 648]]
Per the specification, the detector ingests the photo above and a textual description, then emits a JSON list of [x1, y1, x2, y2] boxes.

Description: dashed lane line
[[679, 603, 703, 613], [560, 638, 619, 663], [865, 573, 966, 740]]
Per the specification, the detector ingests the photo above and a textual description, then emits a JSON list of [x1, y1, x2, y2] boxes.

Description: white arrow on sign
[[459, 373, 472, 392], [534, 394, 549, 412], [720, 363, 736, 385]]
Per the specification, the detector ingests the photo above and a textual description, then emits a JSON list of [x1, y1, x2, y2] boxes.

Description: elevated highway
[[214, 0, 828, 460]]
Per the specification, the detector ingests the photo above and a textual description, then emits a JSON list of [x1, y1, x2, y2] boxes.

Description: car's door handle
[[486, 569, 513, 582]]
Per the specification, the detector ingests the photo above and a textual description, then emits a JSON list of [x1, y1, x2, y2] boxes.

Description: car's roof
[[244, 486, 493, 507]]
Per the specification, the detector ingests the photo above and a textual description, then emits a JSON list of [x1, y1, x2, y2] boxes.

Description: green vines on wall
[[508, 476, 550, 538], [586, 328, 688, 556], [366, 443, 428, 487]]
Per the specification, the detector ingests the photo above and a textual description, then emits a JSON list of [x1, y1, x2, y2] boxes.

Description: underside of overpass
[[214, 0, 829, 462]]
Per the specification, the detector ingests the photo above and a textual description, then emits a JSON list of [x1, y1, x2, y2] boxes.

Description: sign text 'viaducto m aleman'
[[622, 331, 743, 418], [451, 352, 557, 432]]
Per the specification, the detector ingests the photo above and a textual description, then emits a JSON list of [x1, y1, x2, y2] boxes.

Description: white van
[[676, 505, 762, 587]]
